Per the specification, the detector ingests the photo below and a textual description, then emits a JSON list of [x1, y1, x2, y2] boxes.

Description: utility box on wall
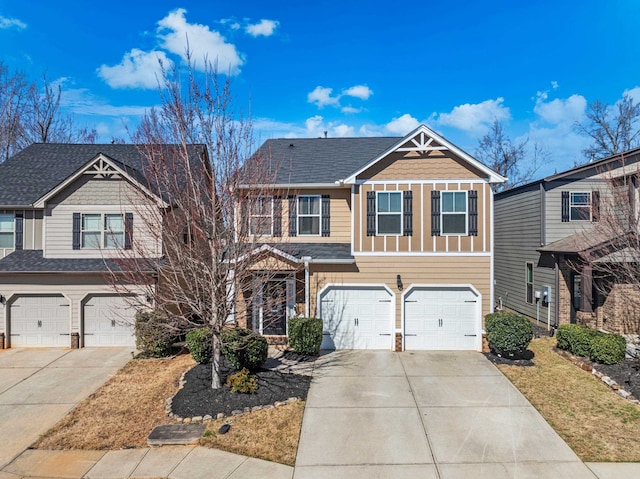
[[542, 285, 551, 304]]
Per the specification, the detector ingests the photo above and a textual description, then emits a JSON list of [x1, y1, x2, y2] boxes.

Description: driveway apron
[[295, 350, 598, 479], [0, 348, 132, 470]]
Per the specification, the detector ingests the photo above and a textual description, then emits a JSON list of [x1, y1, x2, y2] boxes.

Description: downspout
[[302, 256, 311, 317]]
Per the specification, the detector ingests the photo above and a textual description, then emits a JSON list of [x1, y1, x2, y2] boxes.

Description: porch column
[[580, 264, 593, 313], [302, 256, 311, 318]]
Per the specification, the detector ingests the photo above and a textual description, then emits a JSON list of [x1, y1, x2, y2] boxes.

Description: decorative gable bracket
[[83, 157, 121, 179]]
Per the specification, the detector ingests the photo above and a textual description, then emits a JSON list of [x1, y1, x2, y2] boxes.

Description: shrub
[[185, 327, 212, 364], [485, 312, 533, 357], [484, 311, 512, 333], [556, 324, 597, 357], [221, 328, 268, 371], [134, 310, 175, 358], [288, 317, 323, 355], [225, 367, 258, 394], [589, 333, 627, 365]]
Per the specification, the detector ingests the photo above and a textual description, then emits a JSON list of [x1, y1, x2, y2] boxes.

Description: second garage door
[[83, 295, 136, 347], [404, 286, 481, 350], [10, 295, 70, 347], [319, 285, 393, 350]]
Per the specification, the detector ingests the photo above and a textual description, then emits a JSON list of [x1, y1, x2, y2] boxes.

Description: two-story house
[[0, 144, 203, 349], [237, 125, 505, 351], [494, 147, 640, 335]]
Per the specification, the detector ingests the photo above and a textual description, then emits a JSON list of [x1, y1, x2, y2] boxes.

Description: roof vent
[[289, 143, 294, 148], [324, 131, 328, 139]]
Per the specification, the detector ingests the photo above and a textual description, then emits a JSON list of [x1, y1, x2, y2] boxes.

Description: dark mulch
[[171, 358, 312, 418], [483, 349, 535, 367], [572, 354, 640, 400]]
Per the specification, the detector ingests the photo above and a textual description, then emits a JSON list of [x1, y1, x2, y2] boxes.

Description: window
[[81, 213, 124, 249], [570, 192, 591, 221], [526, 262, 534, 304], [376, 192, 402, 235], [249, 196, 273, 236], [441, 191, 467, 235], [0, 214, 14, 248], [298, 196, 320, 235]]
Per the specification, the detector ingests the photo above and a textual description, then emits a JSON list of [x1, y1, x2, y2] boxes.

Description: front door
[[262, 279, 287, 335]]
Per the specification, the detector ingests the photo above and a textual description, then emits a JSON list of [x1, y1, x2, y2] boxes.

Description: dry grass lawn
[[200, 400, 305, 466], [497, 337, 640, 462], [34, 354, 194, 450]]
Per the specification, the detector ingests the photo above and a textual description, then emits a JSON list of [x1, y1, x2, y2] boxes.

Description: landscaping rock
[[147, 424, 205, 446]]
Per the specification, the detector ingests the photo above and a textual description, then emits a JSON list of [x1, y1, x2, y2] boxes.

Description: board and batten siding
[[494, 184, 556, 323], [0, 209, 43, 259]]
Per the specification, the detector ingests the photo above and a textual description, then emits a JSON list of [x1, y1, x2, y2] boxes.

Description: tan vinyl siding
[[362, 151, 486, 181]]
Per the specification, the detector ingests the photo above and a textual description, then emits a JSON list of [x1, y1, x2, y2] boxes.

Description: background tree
[[475, 119, 547, 191], [575, 94, 640, 162]]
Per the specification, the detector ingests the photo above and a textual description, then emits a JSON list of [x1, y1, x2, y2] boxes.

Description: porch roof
[[259, 242, 354, 264]]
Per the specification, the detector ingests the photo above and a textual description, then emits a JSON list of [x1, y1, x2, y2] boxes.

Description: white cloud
[[97, 49, 172, 89], [623, 86, 640, 103], [385, 114, 420, 135], [308, 86, 340, 108], [59, 84, 150, 117], [0, 15, 26, 29], [157, 8, 243, 74], [341, 106, 362, 114], [245, 19, 279, 37], [437, 98, 510, 136], [533, 93, 586, 125], [333, 124, 355, 137], [343, 85, 372, 100]]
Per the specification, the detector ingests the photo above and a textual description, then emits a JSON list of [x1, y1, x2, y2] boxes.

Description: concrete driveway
[[0, 348, 132, 469], [295, 350, 598, 479]]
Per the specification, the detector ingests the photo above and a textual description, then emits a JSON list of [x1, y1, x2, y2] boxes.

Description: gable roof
[[0, 143, 206, 207]]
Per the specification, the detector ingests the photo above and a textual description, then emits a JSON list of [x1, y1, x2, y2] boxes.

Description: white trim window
[[82, 213, 124, 249], [249, 196, 273, 236], [0, 214, 14, 248], [570, 192, 591, 221], [441, 191, 467, 235], [376, 191, 402, 235], [298, 195, 321, 235]]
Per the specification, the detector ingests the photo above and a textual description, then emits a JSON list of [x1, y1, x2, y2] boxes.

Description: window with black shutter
[[366, 191, 376, 236], [124, 213, 133, 250], [321, 195, 330, 237], [468, 190, 478, 236], [288, 196, 297, 236], [14, 213, 23, 250], [431, 190, 441, 236], [273, 196, 282, 236], [72, 212, 81, 250], [591, 191, 600, 222], [402, 190, 413, 236]]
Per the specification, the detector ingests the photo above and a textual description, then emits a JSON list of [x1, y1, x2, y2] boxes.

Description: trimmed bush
[[221, 327, 268, 371], [589, 333, 627, 365], [185, 327, 212, 364], [484, 311, 511, 333], [485, 312, 533, 357], [556, 324, 597, 357], [134, 310, 175, 358], [288, 317, 323, 355], [225, 367, 258, 394]]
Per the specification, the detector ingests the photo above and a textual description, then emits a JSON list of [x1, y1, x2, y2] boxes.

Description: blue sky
[[1, 0, 639, 178]]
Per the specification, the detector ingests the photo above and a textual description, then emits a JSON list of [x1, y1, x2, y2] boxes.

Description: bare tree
[[575, 94, 640, 162], [475, 119, 546, 191], [110, 58, 281, 389], [0, 63, 29, 161]]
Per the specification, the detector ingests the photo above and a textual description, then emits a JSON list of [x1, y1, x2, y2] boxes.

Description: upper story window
[[376, 192, 402, 235], [298, 195, 321, 235], [526, 262, 534, 304], [441, 191, 467, 235], [249, 196, 273, 236], [570, 192, 591, 221], [0, 214, 14, 248], [81, 213, 125, 249]]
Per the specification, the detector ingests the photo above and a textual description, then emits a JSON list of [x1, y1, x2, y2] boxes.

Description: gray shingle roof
[[248, 137, 400, 184], [0, 250, 160, 273], [0, 143, 205, 206], [268, 242, 353, 262]]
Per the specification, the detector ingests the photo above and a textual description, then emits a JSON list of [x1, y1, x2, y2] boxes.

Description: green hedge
[[288, 317, 323, 355], [485, 312, 533, 357], [556, 324, 626, 364], [134, 310, 175, 358], [221, 328, 268, 371], [185, 327, 212, 364]]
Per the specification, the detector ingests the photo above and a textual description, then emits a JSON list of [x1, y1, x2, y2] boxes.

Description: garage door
[[404, 286, 480, 350], [319, 285, 393, 350], [10, 295, 70, 347], [84, 295, 136, 347]]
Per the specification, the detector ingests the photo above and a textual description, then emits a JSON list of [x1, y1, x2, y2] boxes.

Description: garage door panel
[[84, 296, 136, 347], [10, 296, 70, 347]]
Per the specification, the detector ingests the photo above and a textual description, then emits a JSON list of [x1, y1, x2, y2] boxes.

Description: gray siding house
[[494, 147, 640, 334]]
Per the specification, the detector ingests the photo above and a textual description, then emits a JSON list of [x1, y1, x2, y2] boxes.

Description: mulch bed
[[569, 354, 640, 400], [171, 358, 312, 418], [482, 321, 553, 367]]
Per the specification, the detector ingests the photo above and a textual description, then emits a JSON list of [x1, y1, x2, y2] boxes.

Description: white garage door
[[319, 285, 393, 350], [404, 286, 480, 350], [84, 295, 136, 347], [10, 295, 70, 347]]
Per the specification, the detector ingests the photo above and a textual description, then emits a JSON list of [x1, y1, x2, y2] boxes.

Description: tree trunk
[[211, 330, 222, 389]]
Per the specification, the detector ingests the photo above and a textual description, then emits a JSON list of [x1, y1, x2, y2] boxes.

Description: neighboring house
[[0, 144, 203, 349], [494, 147, 640, 335], [237, 125, 506, 351]]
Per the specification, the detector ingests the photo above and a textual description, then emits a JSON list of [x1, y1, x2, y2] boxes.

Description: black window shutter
[[403, 190, 413, 236], [591, 191, 600, 222], [14, 213, 23, 250], [273, 196, 282, 236], [561, 191, 569, 222], [72, 212, 81, 250], [321, 195, 330, 237], [366, 191, 376, 236], [468, 190, 478, 236], [288, 196, 297, 237], [431, 190, 441, 236], [125, 213, 133, 250]]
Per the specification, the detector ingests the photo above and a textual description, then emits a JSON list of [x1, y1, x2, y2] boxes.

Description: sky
[[1, 0, 639, 178]]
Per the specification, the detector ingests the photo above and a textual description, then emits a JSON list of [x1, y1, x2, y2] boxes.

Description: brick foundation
[[395, 332, 403, 351], [71, 332, 80, 349]]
